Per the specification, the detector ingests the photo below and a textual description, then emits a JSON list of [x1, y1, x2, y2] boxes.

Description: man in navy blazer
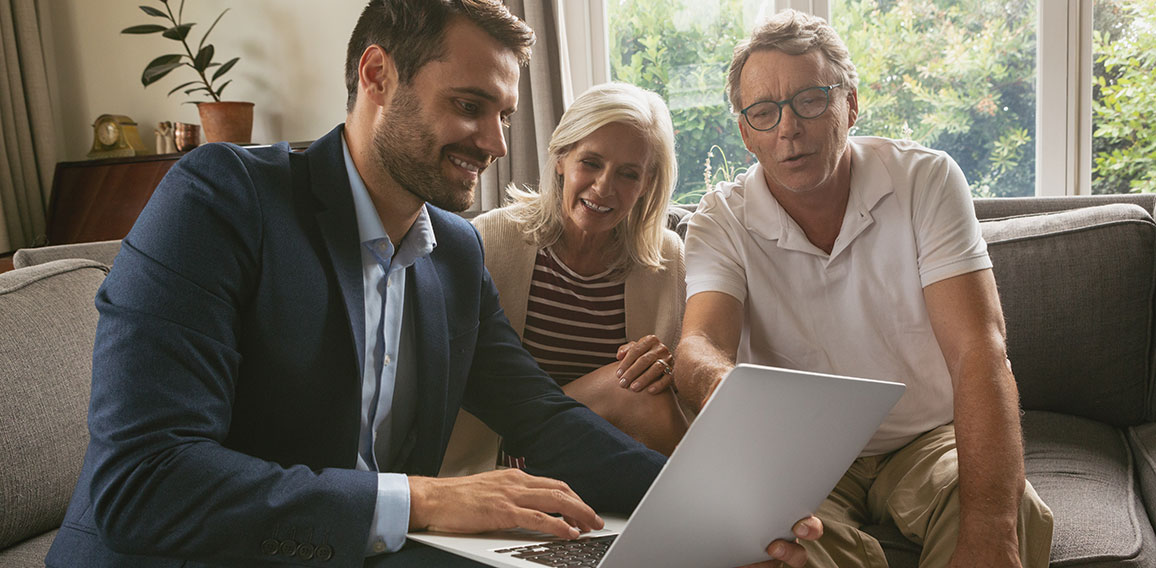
[[47, 1, 818, 567]]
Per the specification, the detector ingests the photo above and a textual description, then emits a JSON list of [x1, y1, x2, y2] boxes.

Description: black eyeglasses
[[740, 84, 842, 131]]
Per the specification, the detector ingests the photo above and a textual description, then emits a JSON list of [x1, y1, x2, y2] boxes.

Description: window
[[831, 0, 1037, 197], [607, 0, 771, 204], [591, 0, 1156, 197], [1092, 0, 1156, 194]]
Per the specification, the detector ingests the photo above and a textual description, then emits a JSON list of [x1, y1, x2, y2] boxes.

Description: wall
[[48, 1, 365, 162]]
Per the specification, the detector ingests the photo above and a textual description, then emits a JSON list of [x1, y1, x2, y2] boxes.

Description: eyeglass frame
[[739, 83, 843, 132]]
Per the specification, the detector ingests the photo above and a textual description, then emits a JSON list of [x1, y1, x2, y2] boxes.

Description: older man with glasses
[[672, 8, 1054, 568]]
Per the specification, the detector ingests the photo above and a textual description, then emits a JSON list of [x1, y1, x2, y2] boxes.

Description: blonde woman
[[442, 82, 687, 474]]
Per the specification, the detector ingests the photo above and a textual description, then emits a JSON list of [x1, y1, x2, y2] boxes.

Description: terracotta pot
[[197, 101, 255, 144]]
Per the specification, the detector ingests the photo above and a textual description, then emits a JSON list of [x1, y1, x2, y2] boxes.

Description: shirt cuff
[[365, 473, 410, 556]]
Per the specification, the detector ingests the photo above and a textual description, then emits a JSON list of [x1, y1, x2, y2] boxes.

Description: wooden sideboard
[[0, 153, 183, 273], [1, 143, 314, 273], [45, 153, 184, 245]]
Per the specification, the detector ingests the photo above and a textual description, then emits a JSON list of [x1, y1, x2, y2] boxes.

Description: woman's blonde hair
[[505, 82, 677, 276]]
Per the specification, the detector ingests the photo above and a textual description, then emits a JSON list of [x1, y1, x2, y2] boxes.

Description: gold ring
[[655, 358, 673, 375]]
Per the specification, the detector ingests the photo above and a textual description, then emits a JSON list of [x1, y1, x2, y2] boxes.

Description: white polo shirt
[[685, 136, 991, 455]]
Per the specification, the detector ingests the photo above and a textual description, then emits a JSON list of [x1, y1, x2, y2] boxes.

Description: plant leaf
[[198, 8, 231, 53], [215, 79, 232, 98], [122, 24, 167, 34], [139, 5, 167, 18], [166, 80, 201, 96], [163, 23, 194, 41], [212, 57, 239, 81], [144, 53, 182, 67], [184, 87, 211, 95], [194, 44, 214, 72], [141, 55, 184, 86]]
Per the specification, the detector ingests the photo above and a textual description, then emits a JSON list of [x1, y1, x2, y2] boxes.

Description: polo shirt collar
[[741, 138, 895, 259]]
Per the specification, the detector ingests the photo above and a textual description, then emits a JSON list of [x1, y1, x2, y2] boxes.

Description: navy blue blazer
[[46, 126, 664, 567]]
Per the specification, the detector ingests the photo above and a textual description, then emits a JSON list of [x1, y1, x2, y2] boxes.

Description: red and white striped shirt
[[521, 247, 626, 386]]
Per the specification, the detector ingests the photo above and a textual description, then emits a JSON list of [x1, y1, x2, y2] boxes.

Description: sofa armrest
[[1129, 423, 1156, 533]]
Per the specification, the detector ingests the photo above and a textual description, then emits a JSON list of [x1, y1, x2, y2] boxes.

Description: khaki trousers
[[802, 424, 1054, 567]]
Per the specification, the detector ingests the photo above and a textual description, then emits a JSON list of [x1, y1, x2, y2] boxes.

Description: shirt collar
[[741, 138, 895, 243], [341, 133, 437, 270]]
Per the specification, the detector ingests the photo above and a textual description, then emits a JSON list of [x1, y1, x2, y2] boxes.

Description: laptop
[[408, 364, 905, 568]]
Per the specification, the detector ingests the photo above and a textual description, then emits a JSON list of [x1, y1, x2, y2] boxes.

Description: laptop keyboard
[[493, 535, 617, 567]]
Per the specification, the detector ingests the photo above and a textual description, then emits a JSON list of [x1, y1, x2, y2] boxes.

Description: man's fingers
[[792, 515, 822, 541], [514, 487, 601, 532], [767, 540, 808, 568], [512, 509, 582, 540]]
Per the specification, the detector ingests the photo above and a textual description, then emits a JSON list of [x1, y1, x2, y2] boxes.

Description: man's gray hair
[[726, 9, 859, 112]]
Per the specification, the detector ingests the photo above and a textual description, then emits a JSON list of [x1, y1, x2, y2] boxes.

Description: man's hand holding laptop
[[408, 469, 823, 567]]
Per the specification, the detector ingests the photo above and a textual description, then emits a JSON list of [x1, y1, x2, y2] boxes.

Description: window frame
[[568, 0, 1100, 197]]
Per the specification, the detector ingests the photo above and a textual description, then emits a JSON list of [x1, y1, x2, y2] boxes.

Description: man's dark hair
[[345, 0, 535, 112]]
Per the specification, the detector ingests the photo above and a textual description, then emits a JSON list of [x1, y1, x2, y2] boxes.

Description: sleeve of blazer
[[84, 144, 376, 567], [458, 226, 666, 514]]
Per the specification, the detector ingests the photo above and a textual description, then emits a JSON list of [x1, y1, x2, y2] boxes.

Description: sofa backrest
[[981, 203, 1156, 426], [0, 259, 108, 549], [12, 239, 122, 270]]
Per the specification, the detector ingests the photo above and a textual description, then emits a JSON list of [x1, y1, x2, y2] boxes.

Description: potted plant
[[123, 0, 253, 144]]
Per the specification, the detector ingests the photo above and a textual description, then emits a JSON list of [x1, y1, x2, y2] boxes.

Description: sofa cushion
[[1024, 410, 1156, 566], [982, 204, 1156, 426], [12, 239, 122, 269], [1129, 423, 1156, 536], [0, 259, 107, 549], [0, 529, 57, 568]]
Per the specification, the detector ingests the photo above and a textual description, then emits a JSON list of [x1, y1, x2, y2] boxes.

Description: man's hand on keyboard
[[408, 469, 603, 540]]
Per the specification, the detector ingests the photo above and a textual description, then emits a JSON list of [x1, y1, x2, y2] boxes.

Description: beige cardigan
[[439, 207, 686, 476]]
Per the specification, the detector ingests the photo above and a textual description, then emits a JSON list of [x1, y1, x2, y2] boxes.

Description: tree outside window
[[609, 0, 1156, 199]]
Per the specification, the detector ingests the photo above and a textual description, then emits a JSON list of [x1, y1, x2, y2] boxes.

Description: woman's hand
[[615, 335, 674, 394]]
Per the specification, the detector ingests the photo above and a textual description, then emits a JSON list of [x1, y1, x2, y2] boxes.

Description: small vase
[[197, 101, 255, 144]]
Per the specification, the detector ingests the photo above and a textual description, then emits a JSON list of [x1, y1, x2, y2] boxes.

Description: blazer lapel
[[405, 255, 450, 475], [303, 126, 367, 373]]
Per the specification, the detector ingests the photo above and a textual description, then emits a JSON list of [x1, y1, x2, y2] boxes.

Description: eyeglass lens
[[745, 86, 832, 131]]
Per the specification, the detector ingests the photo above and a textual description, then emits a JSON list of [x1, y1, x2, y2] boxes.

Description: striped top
[[521, 247, 627, 385]]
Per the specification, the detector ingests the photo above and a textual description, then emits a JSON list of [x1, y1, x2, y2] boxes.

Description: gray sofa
[[868, 194, 1156, 567], [3, 197, 1155, 566]]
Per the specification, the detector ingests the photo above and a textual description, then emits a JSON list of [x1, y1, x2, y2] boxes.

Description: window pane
[[1092, 0, 1156, 194], [831, 0, 1038, 197], [608, 0, 773, 204]]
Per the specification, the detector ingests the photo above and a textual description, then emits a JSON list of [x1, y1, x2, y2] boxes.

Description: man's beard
[[371, 87, 483, 212]]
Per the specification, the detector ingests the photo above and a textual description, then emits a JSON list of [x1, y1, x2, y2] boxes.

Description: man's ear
[[357, 45, 399, 108]]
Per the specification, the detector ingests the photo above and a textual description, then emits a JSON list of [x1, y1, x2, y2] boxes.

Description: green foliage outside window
[[608, 0, 753, 205], [610, 0, 1154, 200], [609, 0, 1041, 200], [1093, 0, 1156, 194], [831, 0, 1037, 197]]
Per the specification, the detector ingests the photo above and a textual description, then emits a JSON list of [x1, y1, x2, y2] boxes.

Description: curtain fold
[[0, 0, 55, 252], [473, 0, 565, 212]]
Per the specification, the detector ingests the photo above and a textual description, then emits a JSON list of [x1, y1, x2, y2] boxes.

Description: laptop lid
[[408, 364, 905, 568]]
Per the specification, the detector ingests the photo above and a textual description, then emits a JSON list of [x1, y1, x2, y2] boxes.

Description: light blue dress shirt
[[341, 135, 436, 555]]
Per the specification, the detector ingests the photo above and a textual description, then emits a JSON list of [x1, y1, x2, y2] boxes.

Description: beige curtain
[[472, 0, 565, 212], [0, 0, 55, 252]]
